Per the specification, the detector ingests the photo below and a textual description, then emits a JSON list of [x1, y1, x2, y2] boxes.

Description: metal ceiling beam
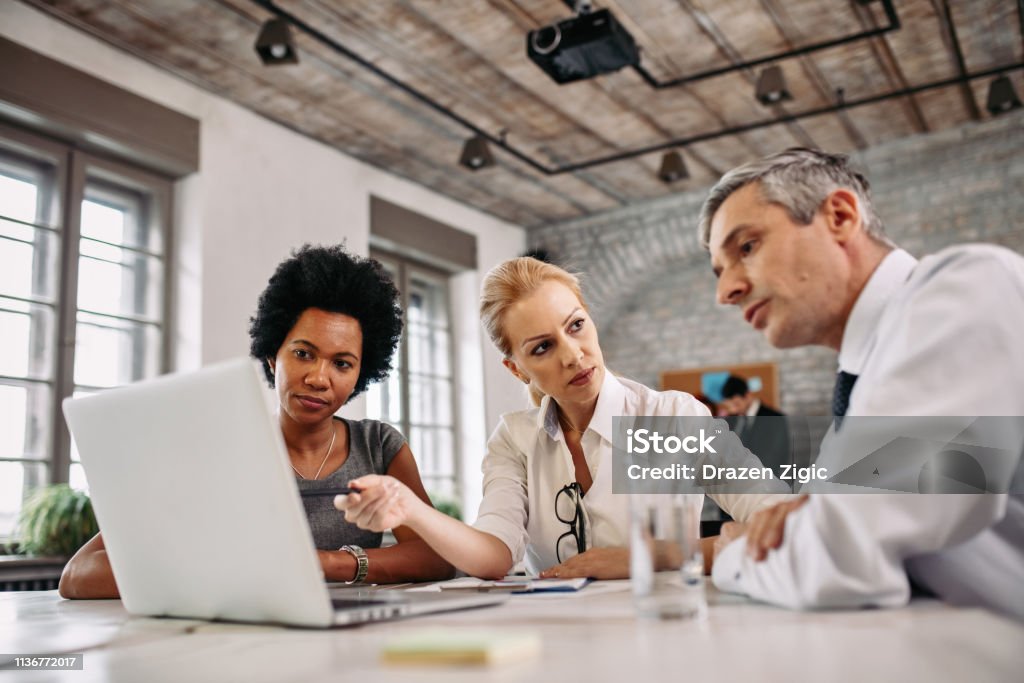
[[759, 0, 867, 150], [851, 0, 928, 134], [595, 0, 763, 159], [633, 0, 899, 88], [674, 0, 816, 150], [1020, 0, 1024, 59], [556, 0, 899, 89], [254, 0, 1022, 176], [557, 62, 1024, 173], [932, 0, 982, 121]]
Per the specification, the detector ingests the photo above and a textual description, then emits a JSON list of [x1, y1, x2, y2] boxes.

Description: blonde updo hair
[[480, 256, 588, 406]]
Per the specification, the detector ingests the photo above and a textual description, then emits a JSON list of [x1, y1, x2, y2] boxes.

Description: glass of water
[[629, 493, 706, 620]]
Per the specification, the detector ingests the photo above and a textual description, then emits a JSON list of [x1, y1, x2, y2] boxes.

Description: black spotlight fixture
[[459, 135, 495, 170], [657, 151, 689, 184], [255, 18, 299, 65], [986, 75, 1022, 116], [755, 65, 792, 106]]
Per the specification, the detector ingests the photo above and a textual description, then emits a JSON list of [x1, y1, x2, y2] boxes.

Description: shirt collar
[[838, 248, 917, 375], [536, 368, 624, 444], [746, 398, 760, 417]]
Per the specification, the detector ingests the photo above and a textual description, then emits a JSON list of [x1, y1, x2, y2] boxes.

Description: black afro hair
[[248, 244, 403, 403]]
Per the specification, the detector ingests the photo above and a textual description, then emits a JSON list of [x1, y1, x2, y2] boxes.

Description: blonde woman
[[336, 257, 782, 579]]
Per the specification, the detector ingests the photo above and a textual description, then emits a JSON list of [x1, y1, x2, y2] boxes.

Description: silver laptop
[[62, 358, 504, 627]]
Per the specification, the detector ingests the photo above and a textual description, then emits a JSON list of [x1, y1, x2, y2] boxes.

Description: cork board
[[660, 362, 780, 408]]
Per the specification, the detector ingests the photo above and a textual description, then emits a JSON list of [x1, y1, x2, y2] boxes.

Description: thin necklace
[[558, 409, 585, 436], [290, 422, 337, 480]]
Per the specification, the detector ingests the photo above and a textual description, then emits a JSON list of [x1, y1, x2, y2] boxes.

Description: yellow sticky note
[[381, 628, 541, 666]]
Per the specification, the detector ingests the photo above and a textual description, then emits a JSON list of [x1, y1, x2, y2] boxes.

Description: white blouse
[[473, 370, 785, 575]]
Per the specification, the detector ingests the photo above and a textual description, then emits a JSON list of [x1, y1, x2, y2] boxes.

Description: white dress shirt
[[474, 371, 784, 575], [713, 245, 1024, 621]]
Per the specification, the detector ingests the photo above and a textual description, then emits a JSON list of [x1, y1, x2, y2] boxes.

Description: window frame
[[0, 120, 174, 534], [369, 248, 461, 501]]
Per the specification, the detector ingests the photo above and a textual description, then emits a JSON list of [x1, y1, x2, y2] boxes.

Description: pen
[[299, 486, 362, 497]]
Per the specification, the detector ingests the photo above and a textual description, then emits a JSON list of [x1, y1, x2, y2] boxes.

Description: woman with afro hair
[[59, 245, 453, 598]]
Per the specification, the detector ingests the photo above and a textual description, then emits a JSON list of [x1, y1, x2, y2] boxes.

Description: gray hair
[[698, 148, 892, 249]]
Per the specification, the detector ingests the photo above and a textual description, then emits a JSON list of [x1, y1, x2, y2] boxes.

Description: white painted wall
[[2, 2, 528, 519]]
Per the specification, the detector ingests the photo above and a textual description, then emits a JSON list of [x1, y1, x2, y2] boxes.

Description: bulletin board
[[659, 362, 780, 408]]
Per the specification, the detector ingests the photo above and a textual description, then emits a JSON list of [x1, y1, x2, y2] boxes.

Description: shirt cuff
[[711, 536, 749, 596]]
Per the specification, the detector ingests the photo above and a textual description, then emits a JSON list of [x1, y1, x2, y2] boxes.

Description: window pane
[[68, 388, 98, 465], [387, 374, 402, 423], [0, 156, 61, 305], [0, 237, 33, 299], [0, 297, 56, 380], [409, 376, 452, 427], [366, 372, 403, 425], [371, 252, 458, 497], [432, 327, 451, 377], [0, 142, 62, 540], [407, 321, 428, 374], [0, 221, 60, 303], [408, 426, 424, 466], [74, 312, 161, 388], [408, 374, 427, 425], [81, 187, 161, 255], [0, 461, 47, 538], [366, 382, 383, 420], [77, 240, 163, 320], [0, 382, 51, 460], [435, 428, 453, 479], [409, 273, 448, 327], [407, 324, 451, 377], [68, 462, 89, 494], [0, 172, 38, 223], [80, 197, 125, 244], [416, 426, 454, 480]]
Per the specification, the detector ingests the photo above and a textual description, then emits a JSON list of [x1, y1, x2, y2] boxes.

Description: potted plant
[[429, 493, 462, 521], [15, 484, 98, 558]]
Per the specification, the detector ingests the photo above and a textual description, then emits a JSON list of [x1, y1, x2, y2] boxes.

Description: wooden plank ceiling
[[22, 0, 1024, 227]]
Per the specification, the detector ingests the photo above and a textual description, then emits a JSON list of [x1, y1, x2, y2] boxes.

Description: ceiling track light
[[459, 135, 495, 170], [986, 75, 1022, 115], [755, 65, 793, 106], [657, 151, 689, 184], [255, 18, 299, 65]]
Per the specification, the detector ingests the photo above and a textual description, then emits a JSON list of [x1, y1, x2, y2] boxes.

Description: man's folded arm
[[711, 494, 1009, 610]]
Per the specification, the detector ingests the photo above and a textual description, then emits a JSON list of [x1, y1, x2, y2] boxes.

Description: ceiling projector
[[526, 8, 640, 84]]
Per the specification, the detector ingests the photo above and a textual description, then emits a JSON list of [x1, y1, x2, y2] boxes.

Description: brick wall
[[527, 112, 1024, 415]]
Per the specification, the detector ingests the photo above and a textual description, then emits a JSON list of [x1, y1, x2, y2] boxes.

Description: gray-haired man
[[703, 148, 1024, 620]]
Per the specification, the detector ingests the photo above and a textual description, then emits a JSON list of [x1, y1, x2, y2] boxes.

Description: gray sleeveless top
[[296, 418, 405, 550]]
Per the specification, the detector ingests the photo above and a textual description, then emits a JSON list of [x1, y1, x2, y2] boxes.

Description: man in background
[[719, 375, 783, 419], [700, 147, 1024, 620], [719, 374, 791, 481]]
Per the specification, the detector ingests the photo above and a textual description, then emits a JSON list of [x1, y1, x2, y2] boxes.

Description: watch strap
[[340, 544, 369, 584]]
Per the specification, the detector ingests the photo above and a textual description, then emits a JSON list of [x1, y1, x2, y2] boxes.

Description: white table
[[3, 581, 1023, 682]]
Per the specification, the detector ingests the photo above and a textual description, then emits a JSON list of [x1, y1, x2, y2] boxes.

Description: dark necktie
[[733, 414, 748, 436], [832, 371, 859, 430]]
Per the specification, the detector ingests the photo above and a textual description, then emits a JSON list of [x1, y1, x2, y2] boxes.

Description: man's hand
[[539, 547, 629, 580], [733, 495, 810, 561]]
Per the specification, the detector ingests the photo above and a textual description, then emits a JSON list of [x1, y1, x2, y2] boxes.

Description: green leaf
[[15, 485, 97, 557]]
